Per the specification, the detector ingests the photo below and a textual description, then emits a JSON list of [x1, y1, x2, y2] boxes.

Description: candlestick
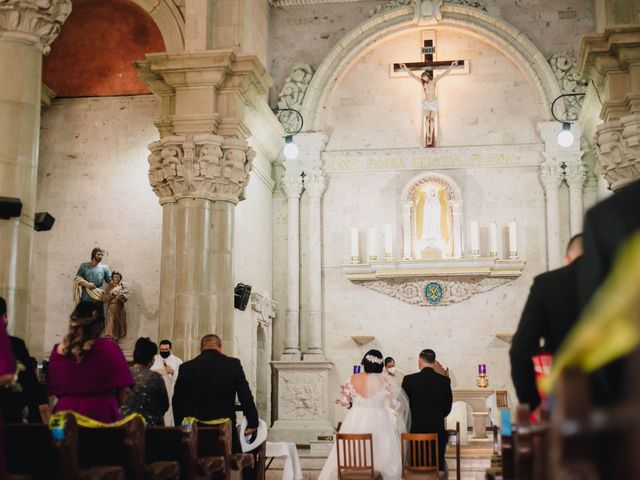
[[350, 228, 360, 263], [367, 227, 378, 261], [508, 222, 518, 259], [384, 224, 394, 260], [489, 223, 498, 258], [470, 221, 480, 257]]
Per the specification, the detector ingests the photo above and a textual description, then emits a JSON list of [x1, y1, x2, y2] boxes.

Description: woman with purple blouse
[[48, 301, 134, 423]]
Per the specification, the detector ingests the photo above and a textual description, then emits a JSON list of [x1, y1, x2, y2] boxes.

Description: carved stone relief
[[280, 372, 325, 419], [369, 0, 486, 18], [595, 114, 640, 191], [276, 62, 314, 134], [148, 134, 255, 204], [361, 277, 512, 306], [548, 53, 588, 121]]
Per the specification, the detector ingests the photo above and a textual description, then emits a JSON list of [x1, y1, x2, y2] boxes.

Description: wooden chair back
[[400, 433, 439, 478], [146, 426, 197, 480], [195, 420, 254, 480], [336, 433, 376, 479], [496, 390, 509, 408]]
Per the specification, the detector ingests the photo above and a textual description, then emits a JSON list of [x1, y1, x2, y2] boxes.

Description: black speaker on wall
[[0, 197, 22, 219], [34, 212, 55, 231], [234, 283, 252, 311]]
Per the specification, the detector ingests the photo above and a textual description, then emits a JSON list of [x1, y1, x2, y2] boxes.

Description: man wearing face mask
[[151, 339, 183, 425], [384, 357, 405, 385]]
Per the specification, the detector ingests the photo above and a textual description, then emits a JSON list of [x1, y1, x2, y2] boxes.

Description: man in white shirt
[[151, 339, 183, 425]]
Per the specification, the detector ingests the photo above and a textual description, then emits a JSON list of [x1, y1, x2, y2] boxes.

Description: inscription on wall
[[323, 146, 543, 172]]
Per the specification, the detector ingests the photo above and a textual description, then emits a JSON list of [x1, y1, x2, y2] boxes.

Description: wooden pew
[[512, 406, 549, 480], [78, 415, 179, 480], [146, 423, 225, 480], [5, 412, 124, 480], [194, 420, 254, 480]]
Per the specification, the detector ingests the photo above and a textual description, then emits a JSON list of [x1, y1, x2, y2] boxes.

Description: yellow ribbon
[[50, 411, 147, 430], [181, 417, 230, 426], [540, 232, 640, 394]]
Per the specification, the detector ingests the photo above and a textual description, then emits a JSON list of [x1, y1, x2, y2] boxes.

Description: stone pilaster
[[565, 158, 586, 235], [0, 0, 70, 338], [304, 167, 326, 360], [539, 158, 564, 269], [280, 166, 303, 360], [136, 51, 271, 359], [579, 26, 640, 190]]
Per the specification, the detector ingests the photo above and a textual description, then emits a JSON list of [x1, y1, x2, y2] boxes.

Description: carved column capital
[[148, 134, 254, 204], [595, 113, 640, 191], [250, 290, 276, 327], [281, 171, 303, 199], [305, 168, 326, 198], [539, 158, 564, 191], [565, 159, 586, 189], [0, 0, 71, 53]]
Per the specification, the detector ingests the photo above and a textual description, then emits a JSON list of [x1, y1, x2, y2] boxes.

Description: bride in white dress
[[318, 350, 411, 480]]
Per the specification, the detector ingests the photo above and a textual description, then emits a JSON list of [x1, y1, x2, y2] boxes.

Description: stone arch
[[301, 3, 562, 132], [401, 171, 464, 259], [131, 0, 184, 52]]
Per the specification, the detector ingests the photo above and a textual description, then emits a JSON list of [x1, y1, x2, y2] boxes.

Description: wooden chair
[[195, 420, 254, 480], [78, 415, 179, 480], [5, 413, 124, 480], [335, 433, 382, 480], [513, 405, 549, 480], [496, 391, 509, 409], [400, 433, 444, 479], [444, 422, 461, 480]]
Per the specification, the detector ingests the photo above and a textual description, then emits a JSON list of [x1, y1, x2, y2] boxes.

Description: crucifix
[[392, 32, 468, 148]]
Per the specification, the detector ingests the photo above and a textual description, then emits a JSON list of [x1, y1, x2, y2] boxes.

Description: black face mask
[[160, 351, 171, 359]]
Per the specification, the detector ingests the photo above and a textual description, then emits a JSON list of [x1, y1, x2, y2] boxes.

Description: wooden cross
[[392, 37, 466, 75]]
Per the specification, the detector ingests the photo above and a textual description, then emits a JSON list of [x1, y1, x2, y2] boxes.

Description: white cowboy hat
[[238, 417, 268, 453]]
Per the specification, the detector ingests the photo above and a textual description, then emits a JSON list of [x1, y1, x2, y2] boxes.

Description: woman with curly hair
[[48, 301, 134, 422]]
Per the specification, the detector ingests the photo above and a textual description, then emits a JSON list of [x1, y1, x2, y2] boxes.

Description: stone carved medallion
[[276, 62, 314, 133], [362, 277, 511, 306], [280, 372, 324, 419], [548, 53, 587, 121]]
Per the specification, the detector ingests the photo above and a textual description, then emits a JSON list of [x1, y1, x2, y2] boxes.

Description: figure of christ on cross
[[400, 60, 458, 148]]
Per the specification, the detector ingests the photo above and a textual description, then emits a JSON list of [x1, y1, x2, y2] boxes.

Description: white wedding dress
[[318, 373, 410, 480]]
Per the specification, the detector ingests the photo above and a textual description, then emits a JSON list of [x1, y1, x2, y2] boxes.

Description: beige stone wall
[[32, 95, 275, 361], [32, 96, 163, 358], [269, 0, 594, 90]]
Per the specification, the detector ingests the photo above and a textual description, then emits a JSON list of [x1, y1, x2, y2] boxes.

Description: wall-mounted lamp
[[273, 108, 304, 160], [551, 93, 585, 147]]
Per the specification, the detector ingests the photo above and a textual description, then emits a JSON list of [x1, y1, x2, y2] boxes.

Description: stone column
[[451, 201, 463, 258], [578, 26, 640, 190], [401, 201, 412, 260], [0, 0, 70, 337], [137, 52, 271, 359], [280, 167, 302, 360], [565, 159, 586, 235], [539, 158, 564, 269], [304, 168, 326, 360]]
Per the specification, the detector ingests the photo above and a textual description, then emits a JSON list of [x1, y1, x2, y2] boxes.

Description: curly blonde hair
[[62, 301, 105, 362]]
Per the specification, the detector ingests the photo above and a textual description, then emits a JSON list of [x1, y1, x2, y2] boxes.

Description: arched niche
[[301, 4, 562, 133], [401, 172, 463, 260]]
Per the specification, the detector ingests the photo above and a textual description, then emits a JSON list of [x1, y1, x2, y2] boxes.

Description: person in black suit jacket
[[402, 349, 453, 473], [578, 179, 640, 405], [0, 297, 50, 423], [172, 334, 259, 454], [509, 235, 583, 411]]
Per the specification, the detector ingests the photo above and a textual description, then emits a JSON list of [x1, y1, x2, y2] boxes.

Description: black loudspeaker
[[234, 283, 252, 311], [0, 197, 22, 219], [34, 212, 55, 231]]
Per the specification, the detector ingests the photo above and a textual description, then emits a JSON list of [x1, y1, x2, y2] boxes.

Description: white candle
[[384, 224, 393, 255], [367, 227, 378, 260], [509, 222, 518, 255], [489, 222, 498, 255], [470, 221, 480, 255], [350, 228, 359, 259]]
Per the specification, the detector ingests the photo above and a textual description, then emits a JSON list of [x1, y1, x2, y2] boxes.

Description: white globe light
[[557, 128, 574, 148], [283, 141, 300, 159]]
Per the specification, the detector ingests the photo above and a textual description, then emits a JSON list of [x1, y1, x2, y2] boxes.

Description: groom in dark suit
[[402, 349, 453, 473], [172, 334, 259, 454]]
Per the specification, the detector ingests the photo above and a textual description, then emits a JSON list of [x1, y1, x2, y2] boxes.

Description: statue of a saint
[[420, 187, 445, 253], [102, 271, 128, 342], [73, 247, 111, 305], [400, 60, 458, 147]]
